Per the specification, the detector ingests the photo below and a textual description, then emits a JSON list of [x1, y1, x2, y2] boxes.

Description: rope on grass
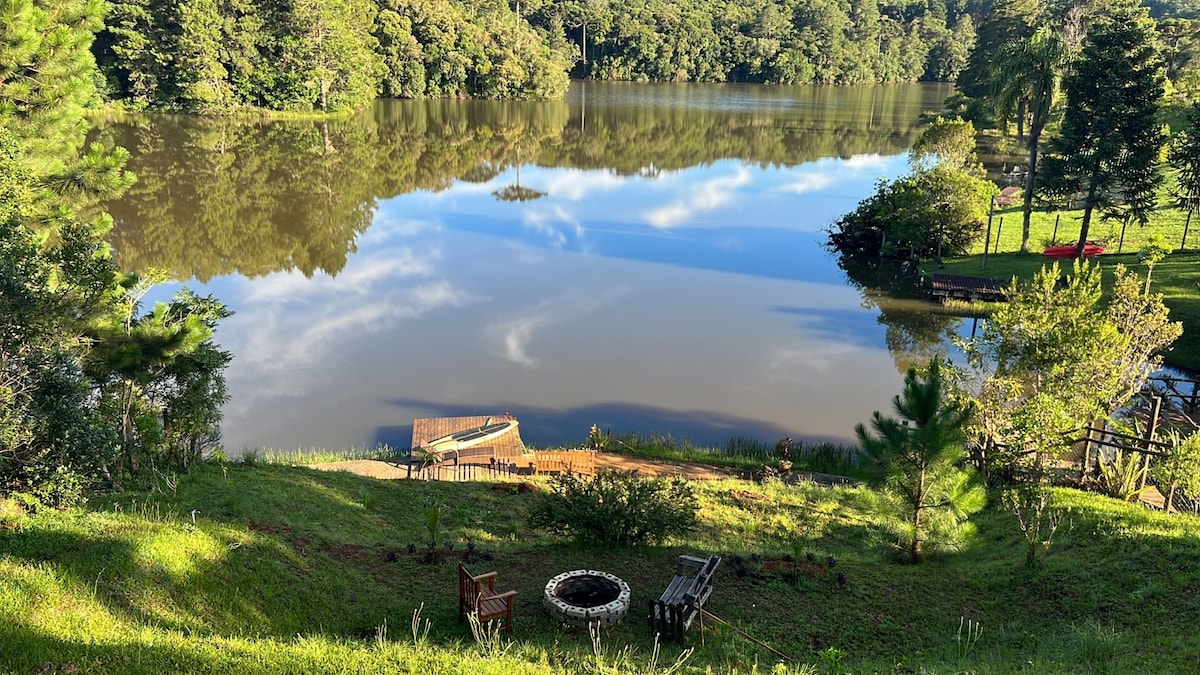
[[700, 608, 795, 663]]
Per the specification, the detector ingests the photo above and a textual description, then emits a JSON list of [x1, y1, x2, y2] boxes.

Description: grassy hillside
[[2, 461, 1199, 674]]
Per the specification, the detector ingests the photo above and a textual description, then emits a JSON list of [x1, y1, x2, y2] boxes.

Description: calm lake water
[[97, 81, 959, 453]]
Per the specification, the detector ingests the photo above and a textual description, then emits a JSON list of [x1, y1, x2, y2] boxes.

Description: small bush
[[528, 469, 699, 546]]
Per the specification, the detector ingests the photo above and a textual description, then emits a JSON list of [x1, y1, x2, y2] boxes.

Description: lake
[[96, 81, 958, 453]]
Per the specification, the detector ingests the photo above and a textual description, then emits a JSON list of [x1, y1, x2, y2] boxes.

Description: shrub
[[528, 469, 698, 546]]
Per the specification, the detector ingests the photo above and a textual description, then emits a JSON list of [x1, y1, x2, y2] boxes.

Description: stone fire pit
[[543, 569, 631, 627]]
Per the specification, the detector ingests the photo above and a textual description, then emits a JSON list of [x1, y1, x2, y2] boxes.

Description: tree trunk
[[1016, 99, 1027, 145], [1075, 185, 1098, 259], [121, 382, 138, 479], [912, 467, 927, 562], [1020, 122, 1043, 253]]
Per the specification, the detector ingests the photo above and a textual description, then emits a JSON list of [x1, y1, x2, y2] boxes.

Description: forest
[[90, 0, 980, 112]]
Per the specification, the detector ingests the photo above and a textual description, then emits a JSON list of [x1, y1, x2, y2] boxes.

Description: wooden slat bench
[[648, 553, 720, 642], [533, 450, 596, 476], [458, 563, 517, 634]]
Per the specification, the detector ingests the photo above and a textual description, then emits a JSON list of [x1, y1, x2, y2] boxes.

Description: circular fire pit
[[543, 569, 631, 627]]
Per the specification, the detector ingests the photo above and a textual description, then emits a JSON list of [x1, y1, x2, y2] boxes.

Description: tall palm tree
[[992, 27, 1068, 253]]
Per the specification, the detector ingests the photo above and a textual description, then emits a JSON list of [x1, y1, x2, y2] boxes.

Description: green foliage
[[1139, 233, 1172, 291], [97, 0, 571, 111], [962, 261, 1182, 475], [1169, 103, 1200, 216], [528, 468, 698, 546], [907, 117, 983, 175], [1, 5, 232, 497], [992, 26, 1067, 252], [828, 114, 993, 261], [825, 167, 994, 259], [956, 0, 1039, 104], [1151, 430, 1200, 510], [586, 424, 611, 452], [1039, 1, 1167, 258], [855, 360, 985, 562], [0, 128, 120, 500], [1098, 450, 1154, 502], [423, 498, 446, 550], [94, 0, 986, 111], [0, 0, 104, 164]]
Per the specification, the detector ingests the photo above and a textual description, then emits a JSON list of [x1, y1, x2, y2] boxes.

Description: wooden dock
[[411, 414, 530, 467], [928, 274, 1007, 303]]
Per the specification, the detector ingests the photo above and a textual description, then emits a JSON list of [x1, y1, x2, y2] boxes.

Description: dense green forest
[[91, 0, 986, 112], [82, 0, 1200, 112]]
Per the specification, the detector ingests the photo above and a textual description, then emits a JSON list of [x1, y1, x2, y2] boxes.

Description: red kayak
[[1043, 242, 1105, 258]]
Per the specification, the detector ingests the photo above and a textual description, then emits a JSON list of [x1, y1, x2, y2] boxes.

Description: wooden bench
[[458, 563, 517, 634], [533, 450, 596, 476], [647, 554, 720, 642]]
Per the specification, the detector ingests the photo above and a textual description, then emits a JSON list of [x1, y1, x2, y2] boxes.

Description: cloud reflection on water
[[206, 155, 913, 451], [102, 83, 956, 452]]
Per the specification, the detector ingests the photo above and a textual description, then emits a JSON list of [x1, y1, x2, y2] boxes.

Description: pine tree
[[0, 0, 107, 186], [856, 360, 985, 563], [1039, 1, 1166, 259]]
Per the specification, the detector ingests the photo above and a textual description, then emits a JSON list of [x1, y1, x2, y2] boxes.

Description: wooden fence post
[[1139, 396, 1162, 491]]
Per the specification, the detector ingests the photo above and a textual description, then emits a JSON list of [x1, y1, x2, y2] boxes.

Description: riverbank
[[930, 248, 1200, 373]]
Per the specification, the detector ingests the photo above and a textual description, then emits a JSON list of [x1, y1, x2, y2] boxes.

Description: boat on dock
[[425, 419, 520, 453]]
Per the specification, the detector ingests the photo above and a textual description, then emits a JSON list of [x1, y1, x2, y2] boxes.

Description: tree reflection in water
[[836, 254, 967, 374]]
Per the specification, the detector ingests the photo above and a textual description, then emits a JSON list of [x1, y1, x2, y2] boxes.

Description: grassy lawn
[[3, 461, 1199, 673], [928, 200, 1200, 372]]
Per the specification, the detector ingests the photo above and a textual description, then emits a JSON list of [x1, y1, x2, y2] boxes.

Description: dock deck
[[929, 273, 1007, 303]]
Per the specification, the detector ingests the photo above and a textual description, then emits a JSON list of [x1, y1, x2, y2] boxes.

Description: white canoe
[[424, 419, 519, 453]]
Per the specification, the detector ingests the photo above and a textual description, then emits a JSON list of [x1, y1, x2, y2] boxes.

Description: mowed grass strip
[[2, 462, 1199, 673], [933, 230, 1200, 371]]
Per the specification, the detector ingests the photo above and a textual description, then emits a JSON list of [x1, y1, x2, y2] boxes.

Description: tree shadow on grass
[[0, 464, 571, 645]]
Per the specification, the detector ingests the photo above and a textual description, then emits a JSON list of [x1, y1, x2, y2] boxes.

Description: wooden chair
[[648, 554, 720, 642], [458, 563, 517, 634]]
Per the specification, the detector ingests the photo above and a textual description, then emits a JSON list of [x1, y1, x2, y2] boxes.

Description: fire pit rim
[[543, 569, 631, 626]]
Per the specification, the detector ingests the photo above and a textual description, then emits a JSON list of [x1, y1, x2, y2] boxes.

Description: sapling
[[1003, 485, 1066, 567], [423, 499, 445, 557]]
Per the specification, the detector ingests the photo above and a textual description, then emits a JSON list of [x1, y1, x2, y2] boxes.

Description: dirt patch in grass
[[309, 455, 734, 482]]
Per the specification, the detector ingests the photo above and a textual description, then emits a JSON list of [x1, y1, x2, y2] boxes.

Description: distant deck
[[928, 274, 1006, 303], [411, 414, 527, 462]]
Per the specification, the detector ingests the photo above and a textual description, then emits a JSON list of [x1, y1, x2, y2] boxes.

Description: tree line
[[89, 0, 989, 113]]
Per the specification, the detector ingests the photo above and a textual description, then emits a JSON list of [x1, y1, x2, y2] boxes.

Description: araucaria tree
[[856, 360, 985, 563], [1039, 1, 1166, 259]]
